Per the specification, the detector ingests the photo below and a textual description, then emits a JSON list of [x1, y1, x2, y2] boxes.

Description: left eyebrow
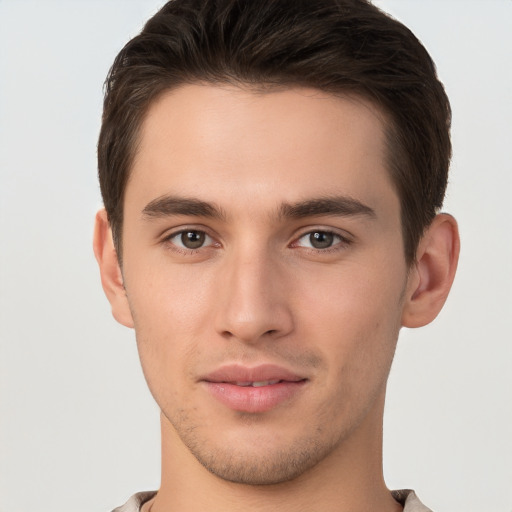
[[278, 196, 376, 220]]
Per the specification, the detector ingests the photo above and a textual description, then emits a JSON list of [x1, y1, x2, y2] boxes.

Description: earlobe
[[93, 209, 134, 328], [402, 214, 460, 328]]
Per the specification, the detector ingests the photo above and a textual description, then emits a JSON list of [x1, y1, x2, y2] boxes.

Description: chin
[[192, 445, 327, 485], [173, 416, 345, 486]]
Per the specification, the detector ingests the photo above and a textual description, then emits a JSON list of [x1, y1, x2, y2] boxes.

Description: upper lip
[[202, 364, 306, 384]]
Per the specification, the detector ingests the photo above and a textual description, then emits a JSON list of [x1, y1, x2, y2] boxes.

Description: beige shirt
[[112, 489, 433, 512]]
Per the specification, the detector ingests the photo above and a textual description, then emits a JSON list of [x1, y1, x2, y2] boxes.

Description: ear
[[93, 209, 134, 328], [402, 214, 460, 328]]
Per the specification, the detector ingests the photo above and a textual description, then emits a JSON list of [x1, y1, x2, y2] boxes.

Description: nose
[[214, 248, 294, 344]]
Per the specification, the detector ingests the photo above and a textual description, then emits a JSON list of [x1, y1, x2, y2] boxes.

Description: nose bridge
[[214, 242, 293, 343]]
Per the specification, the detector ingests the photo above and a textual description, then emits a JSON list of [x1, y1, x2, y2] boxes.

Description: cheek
[[303, 279, 403, 432], [298, 257, 405, 331], [127, 257, 217, 333], [125, 265, 216, 398], [296, 259, 405, 381]]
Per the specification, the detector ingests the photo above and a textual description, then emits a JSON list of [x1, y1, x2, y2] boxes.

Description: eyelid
[[171, 230, 213, 248], [291, 227, 353, 250], [160, 225, 220, 250], [160, 224, 214, 239], [158, 224, 352, 253]]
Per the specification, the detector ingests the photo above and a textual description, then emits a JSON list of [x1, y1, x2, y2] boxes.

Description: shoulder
[[111, 491, 157, 512], [111, 489, 432, 512], [391, 489, 434, 512]]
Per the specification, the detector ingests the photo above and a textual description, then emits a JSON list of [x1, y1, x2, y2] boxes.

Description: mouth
[[202, 364, 308, 413], [231, 380, 284, 387]]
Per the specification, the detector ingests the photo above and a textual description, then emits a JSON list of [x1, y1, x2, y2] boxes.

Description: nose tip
[[220, 321, 282, 344], [214, 256, 294, 344]]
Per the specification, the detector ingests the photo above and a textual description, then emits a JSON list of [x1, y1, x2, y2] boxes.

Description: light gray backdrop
[[1, 1, 511, 511]]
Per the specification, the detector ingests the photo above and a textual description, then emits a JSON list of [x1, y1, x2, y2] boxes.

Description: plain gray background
[[1, 1, 511, 511]]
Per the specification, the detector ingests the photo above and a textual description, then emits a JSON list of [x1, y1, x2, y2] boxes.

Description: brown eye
[[294, 230, 348, 251], [168, 230, 213, 250], [180, 231, 206, 249], [309, 231, 335, 249]]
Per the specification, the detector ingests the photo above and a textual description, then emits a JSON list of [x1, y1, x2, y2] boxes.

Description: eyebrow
[[142, 195, 226, 220], [141, 194, 376, 221], [278, 196, 376, 220]]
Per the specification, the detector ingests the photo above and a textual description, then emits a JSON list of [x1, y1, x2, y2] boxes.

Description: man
[[93, 0, 459, 510]]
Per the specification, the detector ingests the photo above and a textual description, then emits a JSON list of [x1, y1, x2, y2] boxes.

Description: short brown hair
[[98, 0, 451, 264]]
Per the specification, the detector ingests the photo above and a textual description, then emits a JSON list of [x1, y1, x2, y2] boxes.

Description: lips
[[202, 364, 307, 413], [233, 380, 281, 387]]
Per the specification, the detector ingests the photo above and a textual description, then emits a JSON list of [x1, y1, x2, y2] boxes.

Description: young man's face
[[117, 85, 416, 484]]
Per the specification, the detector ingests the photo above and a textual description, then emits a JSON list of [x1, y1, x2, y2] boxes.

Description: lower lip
[[204, 381, 307, 413]]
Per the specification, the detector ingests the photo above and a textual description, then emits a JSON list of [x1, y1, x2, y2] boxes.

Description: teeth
[[235, 380, 281, 387], [253, 380, 280, 387]]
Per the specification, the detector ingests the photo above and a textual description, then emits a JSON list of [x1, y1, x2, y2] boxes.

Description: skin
[[94, 84, 459, 512]]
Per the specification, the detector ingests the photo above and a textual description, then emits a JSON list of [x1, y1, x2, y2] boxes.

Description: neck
[[149, 392, 401, 512]]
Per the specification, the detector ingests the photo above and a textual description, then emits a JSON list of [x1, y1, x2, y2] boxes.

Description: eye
[[168, 230, 214, 250], [295, 230, 347, 250]]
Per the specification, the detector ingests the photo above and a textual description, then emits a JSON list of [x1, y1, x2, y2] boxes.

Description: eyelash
[[292, 230, 352, 253], [161, 228, 352, 255], [162, 229, 218, 255]]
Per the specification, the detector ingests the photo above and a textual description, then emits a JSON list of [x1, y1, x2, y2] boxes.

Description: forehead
[[127, 84, 397, 220]]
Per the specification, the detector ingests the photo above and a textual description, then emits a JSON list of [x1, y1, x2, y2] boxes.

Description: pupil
[[310, 231, 333, 249], [181, 231, 205, 249]]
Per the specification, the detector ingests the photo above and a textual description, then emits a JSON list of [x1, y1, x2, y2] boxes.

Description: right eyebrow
[[141, 195, 226, 221]]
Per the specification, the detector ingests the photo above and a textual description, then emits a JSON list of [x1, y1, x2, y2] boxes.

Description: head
[[98, 0, 451, 266], [94, 0, 459, 491]]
